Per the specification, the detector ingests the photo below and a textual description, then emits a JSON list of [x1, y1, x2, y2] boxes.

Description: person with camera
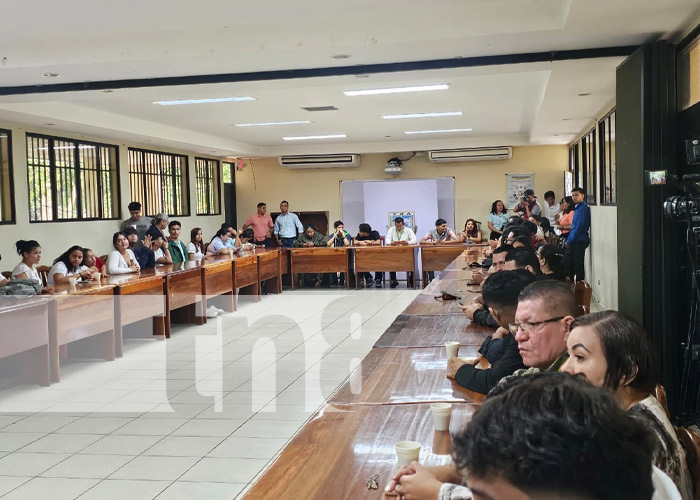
[[515, 189, 542, 219]]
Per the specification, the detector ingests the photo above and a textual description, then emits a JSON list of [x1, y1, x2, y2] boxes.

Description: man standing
[[563, 186, 591, 282], [542, 190, 559, 226], [243, 202, 274, 247], [167, 220, 189, 264], [120, 201, 151, 240], [274, 200, 304, 248], [515, 189, 542, 218], [385, 217, 417, 288]]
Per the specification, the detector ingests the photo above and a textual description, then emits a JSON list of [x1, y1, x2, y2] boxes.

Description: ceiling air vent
[[278, 154, 360, 169], [301, 106, 338, 112], [428, 147, 512, 163]]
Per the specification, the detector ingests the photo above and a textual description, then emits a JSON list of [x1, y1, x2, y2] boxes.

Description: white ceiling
[[0, 0, 698, 157]]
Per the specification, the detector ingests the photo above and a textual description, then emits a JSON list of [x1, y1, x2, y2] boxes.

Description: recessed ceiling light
[[578, 93, 592, 97], [563, 118, 572, 121], [42, 72, 60, 78], [344, 84, 449, 97], [404, 128, 472, 135], [100, 89, 114, 93], [282, 134, 347, 141], [153, 97, 255, 105], [45, 123, 55, 126], [382, 111, 462, 120], [355, 74, 370, 78], [331, 54, 351, 59], [235, 120, 312, 127], [209, 150, 217, 153]]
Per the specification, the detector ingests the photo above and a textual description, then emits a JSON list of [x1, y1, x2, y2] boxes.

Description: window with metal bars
[[195, 157, 221, 215], [569, 128, 597, 206], [26, 133, 120, 222], [0, 130, 15, 224], [128, 148, 190, 217], [598, 110, 616, 205]]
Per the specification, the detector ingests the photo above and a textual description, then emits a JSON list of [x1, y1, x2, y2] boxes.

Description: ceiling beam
[[0, 46, 638, 97]]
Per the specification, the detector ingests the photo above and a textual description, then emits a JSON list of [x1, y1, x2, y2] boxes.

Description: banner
[[506, 173, 535, 209]]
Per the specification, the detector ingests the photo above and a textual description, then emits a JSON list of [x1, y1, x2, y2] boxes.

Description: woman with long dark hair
[[48, 245, 92, 286], [11, 240, 42, 282], [486, 200, 508, 241]]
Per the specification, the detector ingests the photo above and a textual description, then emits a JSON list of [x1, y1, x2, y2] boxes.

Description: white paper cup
[[68, 277, 77, 291], [430, 403, 453, 431], [93, 272, 101, 282], [445, 341, 460, 358], [395, 441, 421, 467]]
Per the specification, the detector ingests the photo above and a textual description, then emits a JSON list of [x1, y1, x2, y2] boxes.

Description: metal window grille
[[0, 129, 15, 223], [195, 157, 221, 215], [128, 148, 190, 217]]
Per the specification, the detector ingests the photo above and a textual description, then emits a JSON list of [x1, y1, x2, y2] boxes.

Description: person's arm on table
[[450, 337, 525, 394], [388, 463, 462, 498]]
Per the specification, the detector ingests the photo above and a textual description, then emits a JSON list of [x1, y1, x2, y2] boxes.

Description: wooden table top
[[48, 281, 115, 296], [0, 295, 51, 313], [242, 402, 478, 500], [375, 313, 493, 348], [329, 347, 486, 405]]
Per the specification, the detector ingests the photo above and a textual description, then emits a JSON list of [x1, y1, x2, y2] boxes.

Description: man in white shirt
[[385, 217, 417, 288], [542, 190, 560, 226]]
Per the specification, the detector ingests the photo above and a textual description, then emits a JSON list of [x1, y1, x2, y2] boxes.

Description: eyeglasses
[[509, 316, 565, 334]]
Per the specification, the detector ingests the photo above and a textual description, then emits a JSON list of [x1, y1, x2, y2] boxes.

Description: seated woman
[[48, 246, 93, 286], [11, 240, 42, 283], [487, 200, 509, 241], [239, 228, 256, 250], [82, 248, 104, 274], [187, 227, 204, 261], [538, 244, 567, 281], [556, 196, 575, 242], [460, 218, 482, 243], [527, 214, 546, 246], [562, 311, 693, 500], [146, 228, 172, 265], [106, 232, 140, 275], [206, 228, 234, 256]]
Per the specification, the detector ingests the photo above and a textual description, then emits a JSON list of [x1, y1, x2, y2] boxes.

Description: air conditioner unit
[[278, 154, 361, 169], [428, 147, 512, 163]]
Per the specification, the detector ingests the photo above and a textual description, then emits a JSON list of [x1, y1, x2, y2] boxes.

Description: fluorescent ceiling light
[[404, 128, 472, 135], [344, 84, 449, 96], [153, 97, 255, 105], [283, 134, 347, 141], [235, 120, 312, 127], [382, 111, 462, 120]]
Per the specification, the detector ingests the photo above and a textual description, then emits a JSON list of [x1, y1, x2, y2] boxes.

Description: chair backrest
[[675, 427, 700, 500], [36, 265, 50, 287], [576, 304, 589, 317], [1, 271, 10, 279], [654, 384, 671, 420], [574, 280, 592, 310], [380, 236, 385, 247]]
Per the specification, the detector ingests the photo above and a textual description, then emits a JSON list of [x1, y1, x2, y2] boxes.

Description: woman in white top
[[48, 245, 92, 286], [11, 239, 42, 283], [187, 227, 204, 261], [106, 232, 140, 275]]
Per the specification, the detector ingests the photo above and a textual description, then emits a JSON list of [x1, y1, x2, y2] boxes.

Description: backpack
[[0, 278, 43, 296]]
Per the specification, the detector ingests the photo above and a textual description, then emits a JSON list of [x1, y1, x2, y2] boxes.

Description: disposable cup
[[445, 341, 460, 358], [68, 277, 77, 291], [93, 272, 101, 282], [395, 441, 421, 467], [430, 403, 452, 431]]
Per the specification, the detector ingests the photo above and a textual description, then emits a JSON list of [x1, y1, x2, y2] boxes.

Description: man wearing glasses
[[508, 280, 578, 377]]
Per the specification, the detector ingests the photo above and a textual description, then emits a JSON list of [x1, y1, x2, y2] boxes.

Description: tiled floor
[[0, 287, 418, 499]]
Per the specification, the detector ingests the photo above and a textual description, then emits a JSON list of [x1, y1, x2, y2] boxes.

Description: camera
[[664, 194, 700, 222]]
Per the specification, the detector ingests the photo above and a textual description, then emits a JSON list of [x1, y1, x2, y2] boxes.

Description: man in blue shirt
[[564, 187, 591, 282], [274, 200, 304, 248]]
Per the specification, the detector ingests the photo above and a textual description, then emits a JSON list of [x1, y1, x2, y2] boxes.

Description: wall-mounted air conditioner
[[278, 154, 361, 169], [428, 147, 512, 163]]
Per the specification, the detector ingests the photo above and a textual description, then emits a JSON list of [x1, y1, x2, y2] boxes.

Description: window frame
[[128, 147, 191, 217], [0, 129, 16, 225], [26, 132, 121, 223], [569, 127, 597, 206], [598, 109, 617, 206], [194, 157, 221, 216]]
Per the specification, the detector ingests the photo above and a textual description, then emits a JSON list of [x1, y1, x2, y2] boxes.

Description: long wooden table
[[420, 245, 475, 288], [375, 314, 492, 348], [201, 257, 235, 313], [289, 247, 350, 290], [233, 252, 261, 303], [161, 262, 205, 337], [354, 245, 417, 289], [48, 281, 116, 382], [256, 248, 282, 294], [329, 346, 486, 405], [0, 297, 51, 386], [243, 402, 479, 500]]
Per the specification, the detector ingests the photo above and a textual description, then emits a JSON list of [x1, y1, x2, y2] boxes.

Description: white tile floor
[[0, 287, 418, 499]]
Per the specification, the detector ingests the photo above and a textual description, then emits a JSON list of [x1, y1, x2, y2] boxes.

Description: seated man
[[167, 220, 189, 263], [460, 245, 511, 328], [503, 246, 541, 276], [385, 217, 417, 288], [448, 269, 535, 394], [293, 224, 328, 287], [327, 220, 351, 286], [421, 218, 461, 283], [510, 279, 577, 376], [124, 226, 155, 270], [148, 227, 173, 265], [355, 223, 382, 287]]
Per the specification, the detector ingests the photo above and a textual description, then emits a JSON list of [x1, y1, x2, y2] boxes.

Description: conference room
[[0, 1, 700, 499]]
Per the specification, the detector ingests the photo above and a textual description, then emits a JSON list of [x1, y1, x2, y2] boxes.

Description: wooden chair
[[675, 427, 700, 500], [574, 280, 592, 311], [36, 265, 50, 287], [654, 384, 671, 420]]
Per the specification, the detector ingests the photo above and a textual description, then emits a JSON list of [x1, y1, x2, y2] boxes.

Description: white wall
[[0, 121, 225, 270], [585, 206, 618, 309]]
